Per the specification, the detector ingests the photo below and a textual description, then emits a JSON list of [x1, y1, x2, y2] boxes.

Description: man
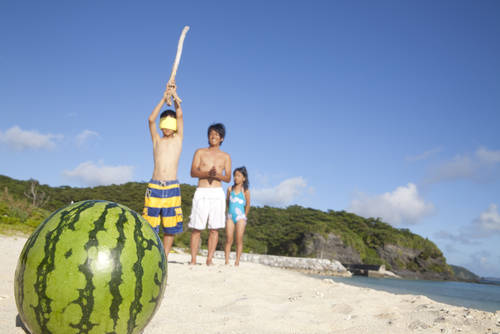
[[189, 123, 231, 265]]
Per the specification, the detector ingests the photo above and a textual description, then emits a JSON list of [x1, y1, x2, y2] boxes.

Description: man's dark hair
[[207, 123, 226, 144], [160, 109, 176, 118]]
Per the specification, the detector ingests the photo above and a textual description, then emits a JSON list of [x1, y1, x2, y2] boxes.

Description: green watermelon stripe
[[132, 210, 167, 326], [131, 210, 167, 311], [108, 205, 128, 331], [32, 200, 97, 334], [15, 203, 69, 314], [126, 210, 160, 334], [133, 210, 167, 305], [69, 201, 116, 333]]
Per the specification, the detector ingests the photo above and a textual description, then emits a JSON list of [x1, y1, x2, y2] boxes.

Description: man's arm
[[214, 153, 232, 183], [190, 149, 211, 179]]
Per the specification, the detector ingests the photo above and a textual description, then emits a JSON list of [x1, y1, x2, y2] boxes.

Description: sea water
[[325, 276, 500, 313]]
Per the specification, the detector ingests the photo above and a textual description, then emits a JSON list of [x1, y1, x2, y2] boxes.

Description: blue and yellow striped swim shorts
[[142, 179, 183, 234]]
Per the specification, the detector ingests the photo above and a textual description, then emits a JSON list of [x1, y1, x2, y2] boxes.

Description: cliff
[[300, 232, 454, 280]]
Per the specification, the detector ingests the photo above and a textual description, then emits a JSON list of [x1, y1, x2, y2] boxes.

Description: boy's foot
[[234, 261, 239, 266], [206, 259, 214, 266]]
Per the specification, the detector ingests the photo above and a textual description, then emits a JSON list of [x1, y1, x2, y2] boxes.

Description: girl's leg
[[224, 219, 234, 265], [234, 220, 247, 266]]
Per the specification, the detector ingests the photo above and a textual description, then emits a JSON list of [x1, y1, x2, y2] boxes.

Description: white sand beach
[[1, 235, 498, 334]]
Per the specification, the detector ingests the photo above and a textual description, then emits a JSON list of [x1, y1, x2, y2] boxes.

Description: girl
[[224, 166, 251, 266]]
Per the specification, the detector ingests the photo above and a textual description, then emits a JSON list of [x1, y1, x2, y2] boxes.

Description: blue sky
[[1, 1, 499, 277]]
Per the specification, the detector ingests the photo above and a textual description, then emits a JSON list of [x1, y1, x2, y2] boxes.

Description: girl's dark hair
[[233, 166, 249, 190], [160, 109, 176, 118], [207, 123, 226, 145]]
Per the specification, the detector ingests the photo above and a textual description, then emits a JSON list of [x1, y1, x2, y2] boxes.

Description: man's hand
[[208, 166, 217, 177], [207, 166, 217, 184]]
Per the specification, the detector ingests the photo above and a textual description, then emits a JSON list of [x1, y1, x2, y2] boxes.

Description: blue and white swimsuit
[[227, 190, 247, 223]]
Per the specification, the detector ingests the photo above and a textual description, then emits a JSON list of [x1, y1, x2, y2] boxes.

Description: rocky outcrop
[[300, 233, 361, 264], [296, 233, 453, 280], [376, 244, 453, 280], [202, 250, 351, 276], [367, 265, 400, 279]]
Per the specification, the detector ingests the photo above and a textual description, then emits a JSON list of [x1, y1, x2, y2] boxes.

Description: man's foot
[[206, 259, 214, 266], [234, 261, 240, 266]]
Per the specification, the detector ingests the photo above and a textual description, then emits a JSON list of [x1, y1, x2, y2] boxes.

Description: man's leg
[[190, 229, 201, 265], [163, 234, 175, 260], [206, 229, 219, 265]]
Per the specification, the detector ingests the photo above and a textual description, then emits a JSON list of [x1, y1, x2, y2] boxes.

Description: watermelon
[[14, 200, 167, 334]]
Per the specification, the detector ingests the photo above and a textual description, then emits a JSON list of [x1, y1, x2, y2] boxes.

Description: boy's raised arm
[[148, 97, 165, 141], [174, 95, 183, 139], [148, 84, 173, 141]]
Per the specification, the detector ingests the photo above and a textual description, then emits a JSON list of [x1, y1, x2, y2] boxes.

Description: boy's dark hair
[[233, 166, 249, 190], [207, 123, 226, 145], [160, 109, 176, 118]]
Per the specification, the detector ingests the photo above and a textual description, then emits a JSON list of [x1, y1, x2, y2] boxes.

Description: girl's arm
[[226, 186, 231, 212], [244, 189, 251, 216]]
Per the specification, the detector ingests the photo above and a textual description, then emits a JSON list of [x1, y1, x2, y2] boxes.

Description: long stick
[[169, 26, 190, 83], [165, 26, 190, 105]]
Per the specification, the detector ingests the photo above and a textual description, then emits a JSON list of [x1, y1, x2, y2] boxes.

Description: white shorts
[[189, 187, 226, 230]]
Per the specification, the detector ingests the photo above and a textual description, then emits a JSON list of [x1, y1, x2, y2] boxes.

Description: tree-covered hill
[[0, 174, 455, 280]]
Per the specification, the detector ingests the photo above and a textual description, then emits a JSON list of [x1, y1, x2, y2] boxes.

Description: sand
[[1, 235, 499, 334]]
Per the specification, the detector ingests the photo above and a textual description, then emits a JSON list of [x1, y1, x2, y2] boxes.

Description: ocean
[[324, 276, 500, 313]]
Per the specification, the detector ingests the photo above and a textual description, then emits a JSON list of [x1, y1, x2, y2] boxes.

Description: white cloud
[[406, 146, 443, 162], [462, 250, 500, 278], [349, 183, 435, 226], [63, 161, 134, 187], [476, 147, 500, 164], [473, 204, 500, 233], [76, 130, 100, 146], [435, 203, 500, 241], [0, 126, 63, 150], [252, 177, 308, 207], [426, 147, 500, 184], [435, 230, 478, 245]]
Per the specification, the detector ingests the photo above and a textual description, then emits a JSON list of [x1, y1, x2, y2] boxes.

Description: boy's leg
[[234, 220, 246, 266], [163, 234, 175, 260], [224, 219, 234, 265], [206, 229, 219, 266], [190, 229, 201, 264]]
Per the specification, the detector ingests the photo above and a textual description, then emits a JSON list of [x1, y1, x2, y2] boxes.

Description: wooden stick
[[169, 26, 190, 83], [164, 26, 190, 105]]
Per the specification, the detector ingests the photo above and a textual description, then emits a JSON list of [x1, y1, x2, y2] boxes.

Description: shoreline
[[2, 235, 499, 333]]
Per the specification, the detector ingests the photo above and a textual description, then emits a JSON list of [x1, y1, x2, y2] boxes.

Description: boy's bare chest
[[155, 137, 181, 154]]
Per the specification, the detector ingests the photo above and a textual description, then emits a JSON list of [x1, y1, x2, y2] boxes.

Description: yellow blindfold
[[159, 117, 177, 131]]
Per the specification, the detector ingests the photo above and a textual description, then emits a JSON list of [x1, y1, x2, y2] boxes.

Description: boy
[[189, 123, 232, 265], [142, 82, 184, 260]]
